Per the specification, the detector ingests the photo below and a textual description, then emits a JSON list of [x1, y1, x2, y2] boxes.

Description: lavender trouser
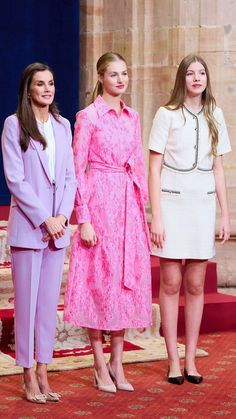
[[11, 243, 65, 368]]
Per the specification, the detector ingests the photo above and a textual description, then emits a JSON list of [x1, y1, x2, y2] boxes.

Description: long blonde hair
[[91, 52, 127, 102], [165, 54, 218, 156]]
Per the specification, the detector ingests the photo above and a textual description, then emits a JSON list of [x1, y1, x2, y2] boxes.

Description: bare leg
[[35, 363, 61, 401], [184, 259, 207, 375], [23, 367, 41, 395], [88, 328, 113, 385], [36, 363, 50, 392], [108, 329, 134, 390], [109, 329, 126, 383], [159, 258, 182, 377]]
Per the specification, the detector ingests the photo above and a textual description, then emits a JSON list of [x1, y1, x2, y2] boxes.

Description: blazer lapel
[[51, 117, 63, 184], [30, 138, 52, 184]]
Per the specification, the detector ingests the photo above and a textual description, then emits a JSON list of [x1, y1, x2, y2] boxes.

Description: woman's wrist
[[151, 213, 162, 220]]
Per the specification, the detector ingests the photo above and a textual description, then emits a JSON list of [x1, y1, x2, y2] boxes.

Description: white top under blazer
[[37, 116, 56, 182]]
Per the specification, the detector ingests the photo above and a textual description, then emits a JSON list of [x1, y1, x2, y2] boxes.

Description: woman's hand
[[80, 222, 97, 247], [43, 216, 66, 241], [219, 215, 231, 244], [150, 215, 165, 248]]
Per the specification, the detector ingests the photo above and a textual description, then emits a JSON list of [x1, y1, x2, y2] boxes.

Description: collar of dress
[[93, 94, 131, 117]]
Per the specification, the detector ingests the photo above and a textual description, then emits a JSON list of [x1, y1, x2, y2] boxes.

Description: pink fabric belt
[[89, 161, 150, 290]]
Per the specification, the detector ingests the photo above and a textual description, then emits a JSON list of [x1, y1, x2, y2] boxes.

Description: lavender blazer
[[1, 114, 77, 249]]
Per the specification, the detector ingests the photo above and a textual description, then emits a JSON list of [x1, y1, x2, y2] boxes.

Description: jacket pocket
[[161, 189, 181, 195], [161, 189, 181, 201], [207, 190, 216, 195]]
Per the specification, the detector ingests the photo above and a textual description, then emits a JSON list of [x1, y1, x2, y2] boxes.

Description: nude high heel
[[22, 382, 46, 404], [94, 368, 116, 393], [40, 390, 61, 402], [37, 374, 61, 402], [107, 362, 134, 392]]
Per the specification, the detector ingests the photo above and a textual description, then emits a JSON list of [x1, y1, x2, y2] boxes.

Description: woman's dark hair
[[16, 62, 60, 151]]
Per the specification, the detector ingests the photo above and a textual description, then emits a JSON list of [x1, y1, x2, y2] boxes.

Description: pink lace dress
[[64, 95, 152, 330]]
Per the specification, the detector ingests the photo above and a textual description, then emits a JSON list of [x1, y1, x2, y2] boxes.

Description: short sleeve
[[148, 107, 171, 154], [215, 108, 231, 156]]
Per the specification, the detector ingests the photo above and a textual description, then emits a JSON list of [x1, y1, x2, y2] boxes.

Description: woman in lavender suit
[[1, 63, 76, 403]]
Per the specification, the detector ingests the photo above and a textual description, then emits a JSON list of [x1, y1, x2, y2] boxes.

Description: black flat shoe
[[184, 369, 203, 384], [167, 371, 184, 385]]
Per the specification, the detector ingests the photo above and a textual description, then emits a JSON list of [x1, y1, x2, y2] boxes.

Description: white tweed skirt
[[153, 167, 216, 260]]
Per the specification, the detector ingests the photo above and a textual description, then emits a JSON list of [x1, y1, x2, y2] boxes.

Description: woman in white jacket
[[148, 54, 231, 385]]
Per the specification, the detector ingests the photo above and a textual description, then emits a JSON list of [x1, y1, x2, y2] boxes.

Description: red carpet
[[0, 331, 235, 418]]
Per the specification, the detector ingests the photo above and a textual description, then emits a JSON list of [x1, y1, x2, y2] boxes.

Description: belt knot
[[124, 162, 133, 175]]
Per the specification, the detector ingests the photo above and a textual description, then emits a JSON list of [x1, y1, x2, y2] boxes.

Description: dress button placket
[[194, 116, 198, 168]]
